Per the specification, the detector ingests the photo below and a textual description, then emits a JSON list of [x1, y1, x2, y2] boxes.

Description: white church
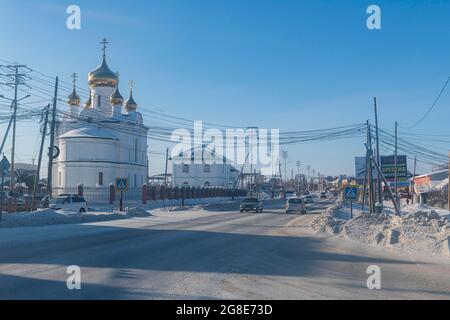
[[53, 40, 149, 195]]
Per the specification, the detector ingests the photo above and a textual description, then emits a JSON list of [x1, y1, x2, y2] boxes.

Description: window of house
[[58, 172, 62, 187], [183, 164, 189, 173], [204, 164, 211, 173], [98, 172, 103, 186]]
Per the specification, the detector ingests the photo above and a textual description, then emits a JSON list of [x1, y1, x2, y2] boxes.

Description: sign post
[[344, 186, 358, 219], [114, 178, 128, 212], [0, 156, 10, 222]]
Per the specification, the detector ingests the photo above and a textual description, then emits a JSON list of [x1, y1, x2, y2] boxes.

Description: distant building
[[412, 169, 448, 207], [172, 146, 239, 188]]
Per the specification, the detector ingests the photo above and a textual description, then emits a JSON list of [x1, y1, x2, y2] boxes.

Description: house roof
[[59, 127, 118, 140]]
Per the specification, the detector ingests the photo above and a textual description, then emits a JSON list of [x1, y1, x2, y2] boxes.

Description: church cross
[[101, 38, 109, 58], [71, 73, 78, 87]]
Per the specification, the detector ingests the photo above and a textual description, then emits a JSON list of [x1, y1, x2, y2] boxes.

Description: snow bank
[[0, 207, 152, 229], [151, 197, 246, 213], [312, 202, 450, 258]]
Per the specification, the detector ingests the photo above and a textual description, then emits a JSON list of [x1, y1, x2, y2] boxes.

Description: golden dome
[[88, 56, 118, 87], [67, 73, 80, 106], [110, 85, 124, 105], [67, 88, 80, 106], [88, 38, 117, 87], [125, 81, 138, 112]]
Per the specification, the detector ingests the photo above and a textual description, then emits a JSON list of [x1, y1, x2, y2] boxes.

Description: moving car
[[303, 195, 314, 204], [320, 191, 327, 199], [285, 197, 306, 214], [240, 197, 264, 213], [49, 195, 88, 213]]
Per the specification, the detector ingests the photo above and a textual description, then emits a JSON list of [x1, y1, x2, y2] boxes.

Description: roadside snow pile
[[402, 204, 450, 219], [0, 208, 152, 228], [125, 207, 152, 217], [198, 201, 241, 212], [311, 202, 346, 234], [152, 200, 241, 213], [344, 211, 449, 256], [152, 205, 195, 213], [313, 202, 450, 257]]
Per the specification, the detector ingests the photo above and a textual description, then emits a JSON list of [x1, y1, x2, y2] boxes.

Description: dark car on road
[[303, 195, 314, 204], [240, 198, 264, 213]]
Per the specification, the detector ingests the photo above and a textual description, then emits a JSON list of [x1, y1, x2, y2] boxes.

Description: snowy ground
[[312, 200, 450, 258], [1, 197, 449, 300]]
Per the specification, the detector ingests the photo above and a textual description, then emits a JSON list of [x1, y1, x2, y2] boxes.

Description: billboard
[[381, 155, 408, 183], [354, 156, 378, 183]]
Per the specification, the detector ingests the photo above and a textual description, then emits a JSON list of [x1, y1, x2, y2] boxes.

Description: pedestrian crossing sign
[[115, 178, 129, 191], [344, 186, 358, 200]]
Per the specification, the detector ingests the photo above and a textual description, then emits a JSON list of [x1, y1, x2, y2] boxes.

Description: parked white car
[[49, 195, 87, 213]]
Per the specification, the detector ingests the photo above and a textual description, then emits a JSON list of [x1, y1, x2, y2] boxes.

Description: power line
[[399, 75, 450, 129]]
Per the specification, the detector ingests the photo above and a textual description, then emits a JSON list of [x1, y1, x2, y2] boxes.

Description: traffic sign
[[115, 178, 128, 191], [344, 186, 358, 200]]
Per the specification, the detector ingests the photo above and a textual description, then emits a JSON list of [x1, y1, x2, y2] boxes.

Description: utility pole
[[282, 150, 288, 187], [47, 77, 59, 198], [366, 144, 401, 216], [312, 169, 316, 191], [31, 105, 50, 211], [278, 161, 285, 198], [374, 97, 383, 207], [367, 122, 375, 213], [164, 147, 169, 187], [0, 64, 31, 192], [247, 127, 258, 197], [306, 165, 310, 191], [296, 161, 301, 195], [394, 121, 398, 207], [412, 156, 417, 204]]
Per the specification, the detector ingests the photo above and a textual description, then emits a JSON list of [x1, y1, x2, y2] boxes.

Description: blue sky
[[0, 0, 449, 176]]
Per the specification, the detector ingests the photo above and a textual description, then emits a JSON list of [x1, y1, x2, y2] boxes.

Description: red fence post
[[109, 183, 115, 205], [142, 184, 148, 205], [77, 184, 84, 197]]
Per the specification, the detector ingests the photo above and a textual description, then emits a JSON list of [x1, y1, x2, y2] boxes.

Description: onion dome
[[124, 81, 138, 112], [110, 73, 124, 105], [110, 85, 124, 105], [67, 89, 80, 106], [88, 38, 118, 88], [67, 73, 80, 106]]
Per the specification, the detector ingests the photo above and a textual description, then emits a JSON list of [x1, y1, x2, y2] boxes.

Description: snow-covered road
[[0, 198, 449, 300]]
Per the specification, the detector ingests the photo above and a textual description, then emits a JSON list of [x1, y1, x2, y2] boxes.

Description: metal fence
[[53, 185, 247, 205]]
